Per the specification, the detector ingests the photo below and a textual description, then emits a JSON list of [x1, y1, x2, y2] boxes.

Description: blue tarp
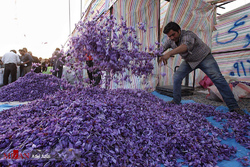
[[0, 104, 19, 112], [152, 91, 250, 167]]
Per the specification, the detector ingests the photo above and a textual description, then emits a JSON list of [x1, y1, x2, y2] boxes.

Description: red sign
[[3, 150, 30, 159]]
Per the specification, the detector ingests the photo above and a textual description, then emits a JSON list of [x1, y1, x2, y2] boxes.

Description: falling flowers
[[66, 12, 162, 87]]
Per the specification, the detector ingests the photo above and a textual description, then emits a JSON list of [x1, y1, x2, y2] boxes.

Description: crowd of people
[[0, 46, 102, 87], [0, 47, 64, 86]]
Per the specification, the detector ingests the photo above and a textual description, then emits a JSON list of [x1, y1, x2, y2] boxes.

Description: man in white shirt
[[1, 50, 21, 85]]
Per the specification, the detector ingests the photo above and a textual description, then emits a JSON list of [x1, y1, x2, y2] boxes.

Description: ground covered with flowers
[[0, 87, 249, 166], [0, 73, 72, 102]]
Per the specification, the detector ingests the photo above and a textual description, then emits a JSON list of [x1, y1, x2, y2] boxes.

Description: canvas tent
[[212, 2, 250, 82], [64, 0, 249, 90]]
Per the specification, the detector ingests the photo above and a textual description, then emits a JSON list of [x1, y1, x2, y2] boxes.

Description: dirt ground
[[181, 87, 250, 113]]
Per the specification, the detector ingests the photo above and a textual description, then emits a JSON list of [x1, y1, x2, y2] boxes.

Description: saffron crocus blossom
[[0, 72, 72, 102], [0, 87, 249, 166]]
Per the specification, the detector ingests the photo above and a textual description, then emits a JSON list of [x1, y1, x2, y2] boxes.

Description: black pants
[[34, 66, 41, 73], [86, 60, 101, 86], [42, 66, 47, 72], [53, 66, 63, 78], [19, 65, 24, 77], [86, 60, 94, 81], [3, 63, 17, 85]]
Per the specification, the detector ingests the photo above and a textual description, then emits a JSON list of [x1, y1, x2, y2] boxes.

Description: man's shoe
[[230, 108, 245, 115]]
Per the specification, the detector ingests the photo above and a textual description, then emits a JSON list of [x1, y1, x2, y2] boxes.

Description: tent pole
[[157, 0, 161, 87], [158, 0, 161, 48], [80, 0, 82, 17], [69, 0, 71, 35]]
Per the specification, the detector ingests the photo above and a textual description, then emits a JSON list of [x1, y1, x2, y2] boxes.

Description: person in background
[[19, 48, 33, 75], [86, 54, 101, 86], [18, 49, 24, 77], [51, 48, 60, 68], [159, 21, 245, 115], [1, 50, 20, 85], [48, 57, 53, 67], [0, 57, 3, 68], [39, 57, 43, 72], [86, 54, 94, 82], [41, 59, 48, 72], [28, 51, 41, 73], [39, 57, 43, 63], [53, 51, 65, 78]]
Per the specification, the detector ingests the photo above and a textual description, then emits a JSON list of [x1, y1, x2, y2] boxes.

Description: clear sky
[[0, 0, 249, 59], [216, 0, 250, 14], [0, 0, 89, 59]]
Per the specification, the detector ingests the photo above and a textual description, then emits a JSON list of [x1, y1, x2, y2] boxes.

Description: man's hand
[[158, 52, 172, 65], [158, 57, 167, 65], [158, 44, 188, 65]]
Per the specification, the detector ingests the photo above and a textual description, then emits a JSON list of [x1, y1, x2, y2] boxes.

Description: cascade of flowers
[[66, 11, 162, 88]]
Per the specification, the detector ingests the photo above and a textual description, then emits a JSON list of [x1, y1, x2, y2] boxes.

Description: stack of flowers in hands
[[0, 87, 249, 166], [0, 72, 73, 102]]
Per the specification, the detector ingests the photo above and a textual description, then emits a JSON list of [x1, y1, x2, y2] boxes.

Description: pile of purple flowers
[[0, 87, 249, 166], [0, 72, 72, 102]]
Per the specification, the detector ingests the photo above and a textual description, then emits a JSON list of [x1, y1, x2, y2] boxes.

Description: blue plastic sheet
[[152, 91, 250, 167], [151, 91, 196, 104], [0, 104, 19, 112]]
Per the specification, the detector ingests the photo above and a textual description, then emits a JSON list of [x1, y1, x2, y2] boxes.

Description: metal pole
[[69, 0, 71, 35], [157, 0, 161, 87], [80, 0, 82, 18], [158, 0, 161, 48]]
